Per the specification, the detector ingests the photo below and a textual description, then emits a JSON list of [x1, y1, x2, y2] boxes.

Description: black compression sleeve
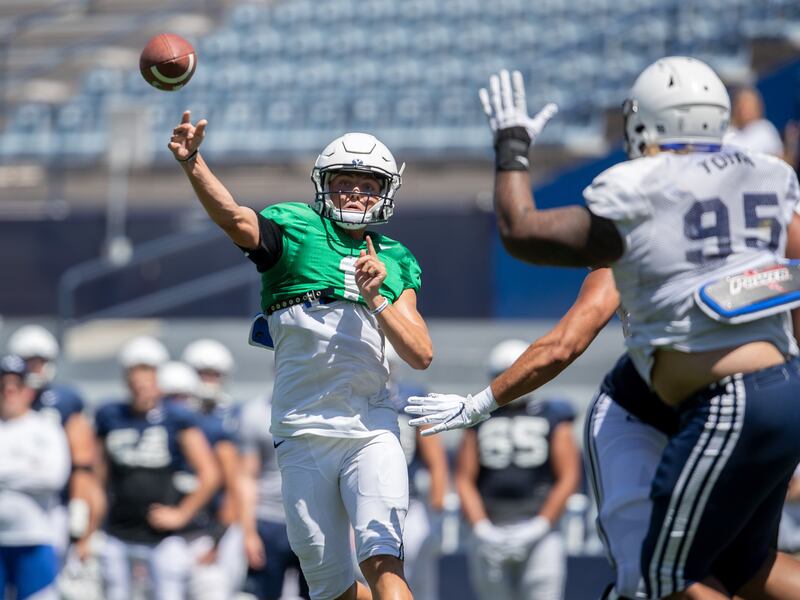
[[239, 213, 284, 272]]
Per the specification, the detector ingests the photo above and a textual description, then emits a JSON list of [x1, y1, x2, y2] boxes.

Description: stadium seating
[[1, 0, 798, 162]]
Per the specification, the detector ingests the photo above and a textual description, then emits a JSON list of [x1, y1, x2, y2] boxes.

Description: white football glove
[[508, 515, 551, 549], [479, 69, 558, 143], [404, 386, 499, 436]]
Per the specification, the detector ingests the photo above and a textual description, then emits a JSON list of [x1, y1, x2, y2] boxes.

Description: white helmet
[[182, 339, 233, 375], [311, 132, 405, 230], [487, 339, 529, 378], [8, 325, 59, 361], [623, 56, 730, 159], [158, 361, 200, 397], [118, 336, 169, 369], [8, 325, 59, 388]]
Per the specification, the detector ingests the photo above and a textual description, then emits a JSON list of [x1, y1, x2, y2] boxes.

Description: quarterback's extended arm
[[170, 111, 260, 249], [481, 70, 624, 267], [405, 268, 619, 435]]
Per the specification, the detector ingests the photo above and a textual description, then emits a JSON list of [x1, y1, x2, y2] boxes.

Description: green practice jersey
[[258, 203, 421, 311]]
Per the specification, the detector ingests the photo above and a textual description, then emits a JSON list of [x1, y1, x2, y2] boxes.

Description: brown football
[[140, 33, 197, 91]]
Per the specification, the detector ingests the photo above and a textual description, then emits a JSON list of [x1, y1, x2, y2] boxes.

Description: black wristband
[[494, 127, 531, 171], [177, 149, 199, 163]]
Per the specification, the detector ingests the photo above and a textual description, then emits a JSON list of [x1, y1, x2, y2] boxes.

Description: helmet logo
[[351, 159, 364, 166]]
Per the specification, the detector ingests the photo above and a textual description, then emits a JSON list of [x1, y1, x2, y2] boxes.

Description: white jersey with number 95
[[584, 147, 800, 382]]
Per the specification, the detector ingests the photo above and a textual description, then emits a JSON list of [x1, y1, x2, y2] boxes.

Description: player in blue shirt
[[456, 340, 580, 600], [95, 337, 219, 600]]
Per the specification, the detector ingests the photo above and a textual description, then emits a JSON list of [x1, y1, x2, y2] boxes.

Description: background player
[[388, 346, 448, 600], [180, 339, 248, 595], [456, 340, 579, 600], [169, 111, 433, 600], [0, 354, 70, 600], [7, 325, 102, 561], [95, 336, 220, 600], [239, 389, 310, 600]]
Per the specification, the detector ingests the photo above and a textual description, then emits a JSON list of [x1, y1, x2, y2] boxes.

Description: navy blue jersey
[[33, 383, 84, 428], [475, 397, 575, 525], [169, 402, 240, 471], [95, 400, 198, 544], [32, 383, 86, 503], [168, 400, 241, 532], [393, 381, 427, 499]]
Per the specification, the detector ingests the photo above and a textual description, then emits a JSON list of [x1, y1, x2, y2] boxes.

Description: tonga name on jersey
[[584, 148, 800, 381], [33, 384, 84, 428], [258, 202, 421, 310], [475, 397, 575, 525], [95, 400, 198, 544]]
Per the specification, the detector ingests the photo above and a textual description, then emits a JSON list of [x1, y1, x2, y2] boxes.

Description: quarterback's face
[[329, 172, 383, 213]]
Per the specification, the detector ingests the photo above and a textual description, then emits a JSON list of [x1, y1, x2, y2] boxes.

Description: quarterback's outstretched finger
[[181, 110, 191, 124], [195, 119, 208, 138], [366, 235, 377, 256]]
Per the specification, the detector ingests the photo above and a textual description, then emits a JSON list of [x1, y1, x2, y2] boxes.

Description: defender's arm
[[495, 169, 624, 267], [406, 268, 619, 435], [491, 267, 618, 405]]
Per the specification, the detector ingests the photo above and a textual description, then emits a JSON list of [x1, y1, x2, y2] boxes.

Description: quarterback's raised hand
[[168, 110, 206, 163], [355, 235, 387, 307], [404, 387, 499, 436], [479, 69, 558, 144]]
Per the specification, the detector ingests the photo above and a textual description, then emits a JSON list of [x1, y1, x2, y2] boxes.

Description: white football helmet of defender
[[158, 361, 200, 399], [311, 132, 405, 229], [182, 338, 233, 376], [623, 56, 730, 159], [8, 324, 60, 388], [182, 338, 233, 402], [487, 339, 528, 378], [118, 336, 169, 370]]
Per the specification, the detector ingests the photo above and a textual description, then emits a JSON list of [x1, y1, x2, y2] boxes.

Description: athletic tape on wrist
[[495, 126, 532, 171]]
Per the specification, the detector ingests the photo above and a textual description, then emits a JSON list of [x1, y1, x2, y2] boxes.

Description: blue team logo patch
[[351, 159, 364, 166], [695, 259, 800, 324]]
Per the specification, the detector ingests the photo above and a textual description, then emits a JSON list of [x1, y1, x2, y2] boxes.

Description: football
[[139, 33, 197, 91]]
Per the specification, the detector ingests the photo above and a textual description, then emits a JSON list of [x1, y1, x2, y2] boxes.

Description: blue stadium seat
[[3, 0, 796, 161]]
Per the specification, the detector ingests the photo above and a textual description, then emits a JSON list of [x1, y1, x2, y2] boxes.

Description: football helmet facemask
[[623, 56, 730, 159], [311, 132, 405, 230]]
